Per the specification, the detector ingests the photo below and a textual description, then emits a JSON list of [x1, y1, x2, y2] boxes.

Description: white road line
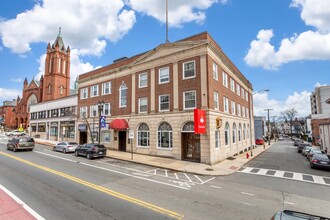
[[313, 176, 326, 185], [239, 202, 256, 207], [240, 167, 253, 173], [0, 184, 45, 220], [165, 169, 168, 177], [174, 173, 179, 179], [194, 175, 203, 183], [292, 173, 303, 181], [183, 173, 193, 182], [257, 168, 268, 175], [284, 201, 296, 205], [274, 170, 285, 177], [241, 192, 254, 196], [210, 185, 222, 189], [132, 172, 150, 177], [35, 151, 190, 190], [201, 177, 215, 184]]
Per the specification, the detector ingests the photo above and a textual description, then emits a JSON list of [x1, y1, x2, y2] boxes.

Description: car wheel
[[63, 148, 66, 154], [53, 147, 56, 151], [13, 146, 17, 152], [86, 153, 91, 160]]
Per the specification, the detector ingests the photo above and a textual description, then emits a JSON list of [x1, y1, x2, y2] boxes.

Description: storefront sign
[[78, 124, 87, 131], [194, 109, 206, 134]]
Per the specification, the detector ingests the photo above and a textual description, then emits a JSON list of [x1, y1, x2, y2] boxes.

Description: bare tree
[[281, 108, 298, 135]]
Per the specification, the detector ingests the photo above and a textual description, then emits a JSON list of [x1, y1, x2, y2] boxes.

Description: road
[[0, 135, 330, 219]]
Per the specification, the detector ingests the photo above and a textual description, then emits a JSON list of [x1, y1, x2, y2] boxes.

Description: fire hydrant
[[246, 152, 250, 159]]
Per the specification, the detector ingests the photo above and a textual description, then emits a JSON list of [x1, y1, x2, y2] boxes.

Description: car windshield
[[69, 142, 78, 145]]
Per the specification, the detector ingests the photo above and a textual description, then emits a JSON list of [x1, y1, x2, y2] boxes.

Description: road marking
[[0, 184, 45, 220], [313, 175, 326, 184], [240, 167, 253, 173], [239, 202, 256, 207], [284, 201, 296, 205], [210, 185, 222, 189], [274, 170, 285, 177], [174, 173, 179, 179], [0, 152, 184, 220], [292, 173, 303, 181], [241, 192, 254, 196], [256, 168, 268, 175], [183, 173, 193, 182]]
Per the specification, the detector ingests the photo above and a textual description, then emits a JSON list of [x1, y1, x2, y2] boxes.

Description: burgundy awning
[[109, 119, 129, 130]]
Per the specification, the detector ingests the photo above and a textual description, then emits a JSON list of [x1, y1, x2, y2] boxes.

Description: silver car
[[53, 142, 79, 153]]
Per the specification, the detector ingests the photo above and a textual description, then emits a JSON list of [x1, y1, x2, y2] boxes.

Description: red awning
[[109, 119, 129, 130]]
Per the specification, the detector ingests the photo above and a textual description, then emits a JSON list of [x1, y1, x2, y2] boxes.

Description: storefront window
[[101, 130, 111, 143]]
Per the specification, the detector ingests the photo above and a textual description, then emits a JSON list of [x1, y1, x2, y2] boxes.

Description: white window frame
[[139, 72, 148, 88], [159, 94, 170, 112], [215, 130, 220, 148], [183, 90, 196, 110], [242, 106, 246, 117], [223, 97, 229, 113], [90, 105, 98, 117], [119, 83, 128, 108], [183, 60, 196, 79], [231, 101, 236, 115], [139, 97, 148, 113], [222, 71, 228, 88], [237, 103, 241, 116], [159, 67, 170, 84], [102, 82, 112, 95], [103, 103, 111, 116], [90, 85, 99, 97], [230, 78, 235, 92], [213, 62, 218, 81], [236, 84, 241, 96], [214, 91, 219, 110], [233, 123, 237, 144], [241, 88, 245, 98], [80, 88, 88, 99], [224, 122, 230, 146], [80, 106, 87, 118]]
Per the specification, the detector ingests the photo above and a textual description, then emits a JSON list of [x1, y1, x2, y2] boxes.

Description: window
[[183, 61, 195, 79], [246, 92, 249, 101], [233, 123, 237, 144], [119, 83, 128, 107], [243, 124, 246, 140], [159, 67, 169, 84], [80, 88, 88, 99], [224, 122, 230, 146], [80, 106, 87, 118], [214, 92, 219, 110], [101, 130, 111, 143], [222, 71, 228, 88], [60, 86, 64, 95], [247, 124, 250, 139], [62, 61, 66, 75], [230, 79, 235, 92], [184, 91, 196, 109], [215, 130, 220, 148], [90, 85, 99, 97], [90, 105, 98, 117], [159, 95, 170, 111], [139, 72, 148, 88], [138, 123, 149, 147], [238, 124, 242, 142], [103, 103, 111, 116], [58, 58, 61, 73], [157, 122, 172, 148], [102, 82, 111, 95], [223, 97, 229, 113], [139, 97, 148, 113], [246, 108, 249, 118], [241, 88, 245, 98], [231, 101, 236, 115], [48, 85, 52, 94], [236, 84, 240, 96], [242, 106, 246, 117], [213, 62, 218, 80], [237, 103, 241, 116]]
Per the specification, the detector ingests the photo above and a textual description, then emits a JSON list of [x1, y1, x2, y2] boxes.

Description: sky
[[0, 0, 329, 119]]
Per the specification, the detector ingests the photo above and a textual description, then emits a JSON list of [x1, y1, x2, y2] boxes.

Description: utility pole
[[264, 109, 273, 145]]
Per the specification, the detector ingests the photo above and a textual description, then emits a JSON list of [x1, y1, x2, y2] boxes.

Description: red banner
[[194, 109, 206, 134]]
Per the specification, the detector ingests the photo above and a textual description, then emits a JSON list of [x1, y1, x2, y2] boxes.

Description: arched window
[[60, 85, 64, 95], [247, 124, 250, 139], [238, 123, 242, 142], [243, 124, 246, 140], [48, 84, 52, 94], [138, 123, 149, 147], [27, 94, 37, 111], [232, 123, 237, 144], [182, 121, 194, 132], [225, 122, 230, 146], [158, 122, 172, 148], [119, 82, 128, 107]]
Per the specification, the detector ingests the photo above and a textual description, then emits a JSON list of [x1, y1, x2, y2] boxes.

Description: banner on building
[[100, 116, 106, 128], [194, 109, 206, 134]]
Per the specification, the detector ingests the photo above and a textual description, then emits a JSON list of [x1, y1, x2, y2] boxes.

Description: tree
[[280, 108, 298, 135]]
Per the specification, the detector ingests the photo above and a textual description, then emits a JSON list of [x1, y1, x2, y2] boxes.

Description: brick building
[[14, 30, 71, 130], [0, 100, 17, 130], [78, 32, 253, 165]]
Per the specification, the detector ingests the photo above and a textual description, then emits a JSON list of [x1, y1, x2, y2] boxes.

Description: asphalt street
[[1, 135, 330, 219]]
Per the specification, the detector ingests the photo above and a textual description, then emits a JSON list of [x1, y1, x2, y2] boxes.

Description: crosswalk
[[238, 167, 330, 186]]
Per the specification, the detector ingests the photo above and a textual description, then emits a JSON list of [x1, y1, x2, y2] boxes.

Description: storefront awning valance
[[109, 119, 129, 130]]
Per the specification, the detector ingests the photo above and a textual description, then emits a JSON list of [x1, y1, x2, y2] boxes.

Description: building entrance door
[[118, 131, 126, 151], [79, 132, 87, 144], [182, 133, 200, 162]]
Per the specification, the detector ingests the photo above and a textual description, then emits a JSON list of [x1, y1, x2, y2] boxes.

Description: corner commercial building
[[78, 32, 254, 165]]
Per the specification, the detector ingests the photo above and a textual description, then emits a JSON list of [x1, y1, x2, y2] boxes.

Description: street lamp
[[249, 89, 269, 156], [97, 100, 105, 144]]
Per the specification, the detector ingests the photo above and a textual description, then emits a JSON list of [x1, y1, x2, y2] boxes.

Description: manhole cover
[[205, 168, 214, 171]]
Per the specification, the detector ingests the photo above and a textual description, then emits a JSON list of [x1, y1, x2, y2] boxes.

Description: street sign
[[129, 129, 134, 139]]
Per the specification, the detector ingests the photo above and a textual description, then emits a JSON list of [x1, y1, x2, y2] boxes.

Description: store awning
[[109, 119, 129, 130]]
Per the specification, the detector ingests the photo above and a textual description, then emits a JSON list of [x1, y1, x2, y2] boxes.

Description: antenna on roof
[[165, 0, 170, 43]]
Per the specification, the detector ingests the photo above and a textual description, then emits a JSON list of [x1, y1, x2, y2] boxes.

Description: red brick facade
[[311, 117, 330, 145]]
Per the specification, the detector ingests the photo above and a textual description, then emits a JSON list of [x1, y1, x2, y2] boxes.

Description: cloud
[[126, 0, 227, 27], [0, 0, 136, 56], [314, 82, 327, 88], [244, 0, 330, 69], [253, 91, 311, 118], [0, 88, 21, 100], [10, 78, 23, 83]]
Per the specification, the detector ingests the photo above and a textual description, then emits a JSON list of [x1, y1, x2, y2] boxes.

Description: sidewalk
[[34, 138, 274, 176]]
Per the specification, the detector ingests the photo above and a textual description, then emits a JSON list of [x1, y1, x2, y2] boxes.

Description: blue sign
[[100, 116, 106, 128]]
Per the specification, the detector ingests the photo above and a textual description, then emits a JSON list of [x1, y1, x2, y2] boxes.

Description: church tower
[[42, 28, 71, 101]]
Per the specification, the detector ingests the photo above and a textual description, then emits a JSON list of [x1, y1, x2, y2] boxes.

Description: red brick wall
[[311, 118, 330, 145]]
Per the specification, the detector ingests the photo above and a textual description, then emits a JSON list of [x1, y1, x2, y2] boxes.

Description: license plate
[[320, 161, 327, 164]]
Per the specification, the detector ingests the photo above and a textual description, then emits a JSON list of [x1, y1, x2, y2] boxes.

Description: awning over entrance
[[109, 119, 129, 130]]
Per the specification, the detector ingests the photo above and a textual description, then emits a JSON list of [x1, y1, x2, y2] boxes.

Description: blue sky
[[0, 0, 329, 118]]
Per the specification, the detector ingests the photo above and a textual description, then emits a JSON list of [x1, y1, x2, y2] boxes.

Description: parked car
[[307, 148, 323, 161], [256, 138, 264, 145], [297, 143, 311, 153], [53, 142, 79, 153], [6, 130, 26, 136], [271, 209, 329, 219], [294, 139, 303, 146], [278, 136, 284, 141], [6, 136, 35, 152], [74, 143, 107, 160], [301, 146, 313, 156], [310, 153, 330, 170]]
